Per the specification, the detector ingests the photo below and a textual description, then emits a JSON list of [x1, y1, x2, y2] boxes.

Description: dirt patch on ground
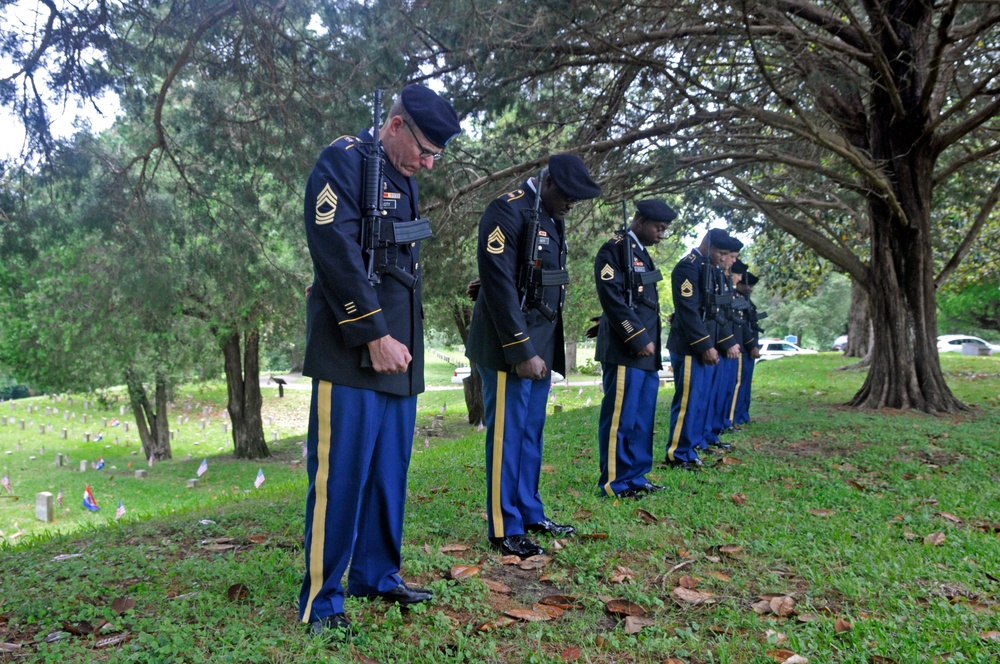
[[752, 436, 869, 460]]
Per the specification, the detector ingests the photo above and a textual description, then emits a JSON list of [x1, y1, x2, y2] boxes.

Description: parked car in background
[[756, 338, 819, 361], [936, 335, 1000, 355], [831, 334, 848, 351]]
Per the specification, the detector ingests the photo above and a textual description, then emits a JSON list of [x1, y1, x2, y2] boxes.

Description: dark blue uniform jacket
[[302, 129, 425, 396], [594, 231, 662, 371], [666, 249, 716, 358], [466, 181, 566, 377]]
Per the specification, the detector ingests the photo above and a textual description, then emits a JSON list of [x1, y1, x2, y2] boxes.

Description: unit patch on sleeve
[[680, 279, 694, 297], [487, 226, 506, 255], [315, 184, 338, 225], [600, 264, 615, 281]]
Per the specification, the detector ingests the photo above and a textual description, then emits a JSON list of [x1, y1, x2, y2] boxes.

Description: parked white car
[[756, 338, 819, 361], [936, 335, 1000, 355]]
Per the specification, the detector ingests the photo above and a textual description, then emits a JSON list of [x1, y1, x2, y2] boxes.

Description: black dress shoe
[[525, 518, 575, 536], [489, 534, 544, 558], [614, 488, 645, 499], [666, 460, 701, 472], [699, 445, 715, 455], [310, 613, 352, 639], [641, 482, 665, 493], [366, 581, 432, 605], [708, 440, 732, 450]]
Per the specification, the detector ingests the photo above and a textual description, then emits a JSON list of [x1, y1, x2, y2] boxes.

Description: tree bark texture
[[125, 367, 172, 461], [222, 327, 270, 459], [845, 278, 871, 358]]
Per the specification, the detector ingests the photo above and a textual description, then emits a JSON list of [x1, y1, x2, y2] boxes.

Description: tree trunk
[[452, 300, 484, 424], [565, 337, 578, 374], [222, 327, 270, 459], [125, 367, 172, 461], [847, 3, 966, 414], [845, 278, 871, 358]]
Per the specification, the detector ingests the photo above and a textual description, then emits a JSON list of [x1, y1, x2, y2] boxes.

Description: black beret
[[746, 271, 760, 286], [548, 153, 602, 200], [731, 260, 748, 274], [707, 228, 743, 252], [635, 199, 677, 224], [401, 84, 461, 148]]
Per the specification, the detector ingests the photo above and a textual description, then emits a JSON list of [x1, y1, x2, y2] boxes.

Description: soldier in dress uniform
[[703, 240, 744, 451], [664, 228, 742, 470], [299, 84, 461, 637], [466, 153, 601, 558], [593, 200, 675, 499], [734, 267, 763, 425]]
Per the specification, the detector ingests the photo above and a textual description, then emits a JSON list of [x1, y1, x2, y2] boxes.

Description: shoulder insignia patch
[[600, 264, 615, 281], [315, 184, 338, 225], [502, 189, 525, 203], [331, 135, 359, 148], [684, 253, 696, 262], [680, 278, 694, 297], [487, 226, 506, 255]]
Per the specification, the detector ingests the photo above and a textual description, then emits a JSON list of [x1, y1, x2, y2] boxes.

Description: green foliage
[[937, 279, 1000, 339], [755, 272, 851, 349]]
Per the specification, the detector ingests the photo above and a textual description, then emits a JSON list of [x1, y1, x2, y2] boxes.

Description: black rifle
[[518, 172, 569, 322], [621, 201, 635, 309], [360, 89, 433, 289]]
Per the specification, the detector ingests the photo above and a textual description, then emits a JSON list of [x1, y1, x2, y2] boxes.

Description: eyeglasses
[[403, 120, 443, 161]]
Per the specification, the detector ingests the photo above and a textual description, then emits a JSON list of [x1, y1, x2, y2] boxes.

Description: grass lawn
[[1, 352, 999, 663]]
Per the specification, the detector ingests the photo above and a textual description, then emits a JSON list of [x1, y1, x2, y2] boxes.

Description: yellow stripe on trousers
[[729, 353, 743, 423], [603, 367, 627, 496], [302, 380, 333, 623], [490, 372, 507, 537], [667, 356, 692, 462]]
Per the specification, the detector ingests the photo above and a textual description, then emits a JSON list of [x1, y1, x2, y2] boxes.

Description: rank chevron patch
[[487, 226, 506, 255], [680, 278, 694, 297], [600, 264, 615, 281], [315, 184, 338, 225]]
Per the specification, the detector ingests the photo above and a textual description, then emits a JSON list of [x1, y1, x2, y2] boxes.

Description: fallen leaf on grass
[[936, 512, 963, 524], [663, 659, 686, 664], [450, 565, 480, 580], [672, 587, 715, 604], [110, 597, 136, 614], [533, 603, 564, 618], [439, 543, 470, 553], [704, 571, 731, 582], [580, 533, 608, 540], [227, 584, 250, 603], [357, 654, 382, 664], [0, 643, 20, 652], [610, 566, 635, 584], [247, 535, 268, 545], [809, 509, 835, 518], [623, 615, 655, 634], [844, 479, 864, 491], [924, 532, 947, 546], [678, 575, 699, 589], [94, 633, 132, 649], [769, 596, 797, 617], [835, 618, 852, 633], [981, 631, 1000, 642], [539, 572, 566, 583], [518, 555, 552, 570], [605, 599, 647, 617], [483, 579, 512, 594], [560, 646, 582, 662], [476, 616, 516, 632], [721, 456, 741, 465], [573, 509, 593, 520], [499, 555, 521, 565], [719, 544, 744, 556], [753, 599, 773, 614], [635, 508, 658, 523], [539, 595, 582, 610], [731, 493, 747, 505], [203, 543, 236, 552], [505, 608, 553, 622], [763, 628, 787, 643], [767, 649, 808, 663]]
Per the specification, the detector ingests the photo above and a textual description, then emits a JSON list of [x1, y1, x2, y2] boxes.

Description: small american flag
[[1, 474, 11, 494], [115, 500, 126, 520], [585, 396, 592, 407], [254, 468, 265, 488], [94, 457, 105, 470], [57, 488, 64, 507], [109, 418, 120, 427], [578, 387, 583, 396], [196, 458, 208, 477], [477, 420, 484, 432], [82, 485, 99, 511]]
